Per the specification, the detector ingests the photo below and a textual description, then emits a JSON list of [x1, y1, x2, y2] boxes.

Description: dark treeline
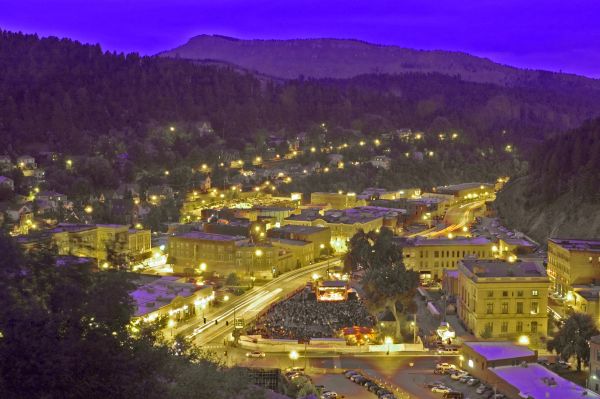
[[2, 30, 600, 157], [526, 117, 600, 203]]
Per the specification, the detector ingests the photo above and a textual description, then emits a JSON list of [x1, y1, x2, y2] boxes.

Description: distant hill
[[160, 35, 600, 92]]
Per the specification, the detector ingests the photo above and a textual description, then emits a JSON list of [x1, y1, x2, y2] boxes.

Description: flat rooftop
[[269, 238, 311, 246], [131, 276, 212, 317], [491, 363, 599, 399], [461, 259, 547, 278], [173, 231, 247, 242], [275, 225, 329, 235], [549, 238, 600, 252], [464, 341, 535, 361], [409, 237, 491, 246], [434, 182, 493, 193]]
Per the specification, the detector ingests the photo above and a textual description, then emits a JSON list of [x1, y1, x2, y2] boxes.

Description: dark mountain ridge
[[160, 34, 600, 93]]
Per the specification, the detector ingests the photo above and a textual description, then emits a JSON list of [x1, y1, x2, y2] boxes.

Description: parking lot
[[419, 363, 506, 399]]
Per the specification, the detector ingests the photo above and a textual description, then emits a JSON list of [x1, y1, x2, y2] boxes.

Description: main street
[[172, 257, 342, 346], [406, 198, 488, 239]]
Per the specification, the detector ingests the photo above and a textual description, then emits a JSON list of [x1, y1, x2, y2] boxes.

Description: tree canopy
[[547, 312, 599, 371], [0, 234, 263, 398]]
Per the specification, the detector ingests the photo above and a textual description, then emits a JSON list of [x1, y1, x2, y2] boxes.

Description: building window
[[532, 290, 539, 297], [531, 321, 538, 333], [486, 303, 494, 314], [485, 322, 493, 334], [502, 291, 508, 297], [516, 321, 523, 332], [516, 302, 523, 314], [501, 303, 508, 314], [501, 322, 508, 333], [517, 290, 523, 297], [487, 291, 493, 298], [531, 302, 539, 314], [434, 251, 439, 258]]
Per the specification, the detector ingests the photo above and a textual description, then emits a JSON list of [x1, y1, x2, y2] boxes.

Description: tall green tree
[[362, 262, 419, 338], [547, 312, 599, 371]]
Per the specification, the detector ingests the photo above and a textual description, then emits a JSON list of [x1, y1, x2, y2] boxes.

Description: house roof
[[490, 363, 599, 399], [463, 341, 535, 361]]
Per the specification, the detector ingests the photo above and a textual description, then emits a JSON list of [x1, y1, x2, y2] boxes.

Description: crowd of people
[[247, 289, 375, 340]]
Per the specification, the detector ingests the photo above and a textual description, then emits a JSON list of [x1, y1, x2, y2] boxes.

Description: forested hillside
[[2, 30, 600, 158], [496, 118, 600, 242]]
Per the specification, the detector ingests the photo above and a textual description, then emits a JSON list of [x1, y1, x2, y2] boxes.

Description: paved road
[[176, 257, 341, 346], [405, 198, 488, 239]]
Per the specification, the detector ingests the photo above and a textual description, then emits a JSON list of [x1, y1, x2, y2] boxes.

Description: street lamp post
[[385, 336, 393, 355]]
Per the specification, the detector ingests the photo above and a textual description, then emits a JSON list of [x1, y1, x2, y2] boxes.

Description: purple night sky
[[2, 0, 600, 78]]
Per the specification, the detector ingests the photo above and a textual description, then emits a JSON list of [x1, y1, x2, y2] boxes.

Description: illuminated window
[[532, 290, 539, 297], [531, 302, 539, 314]]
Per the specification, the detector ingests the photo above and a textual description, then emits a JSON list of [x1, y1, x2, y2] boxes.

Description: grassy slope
[[495, 177, 600, 244]]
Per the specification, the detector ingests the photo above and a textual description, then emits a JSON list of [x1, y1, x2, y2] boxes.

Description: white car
[[431, 386, 452, 393], [245, 351, 266, 358], [451, 371, 468, 380]]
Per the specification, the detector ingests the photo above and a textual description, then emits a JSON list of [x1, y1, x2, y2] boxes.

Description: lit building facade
[[402, 237, 496, 281], [457, 259, 549, 340], [547, 238, 600, 296]]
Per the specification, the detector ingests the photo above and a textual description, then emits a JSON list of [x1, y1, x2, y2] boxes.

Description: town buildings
[[402, 237, 495, 281], [457, 259, 549, 340], [18, 223, 152, 267], [131, 276, 214, 325], [590, 335, 600, 394], [432, 182, 495, 201], [284, 207, 392, 252], [547, 238, 600, 296]]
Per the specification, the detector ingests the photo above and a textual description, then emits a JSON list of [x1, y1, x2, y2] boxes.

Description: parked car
[[476, 385, 488, 394], [426, 381, 446, 389], [459, 375, 472, 383], [344, 370, 359, 378], [443, 392, 464, 399], [431, 386, 452, 394], [451, 371, 468, 380], [467, 378, 480, 386], [245, 351, 265, 358]]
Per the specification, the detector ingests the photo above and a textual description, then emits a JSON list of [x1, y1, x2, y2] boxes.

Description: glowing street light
[[255, 249, 263, 257], [169, 126, 175, 132], [168, 319, 176, 336], [289, 350, 299, 366], [385, 336, 393, 355], [66, 159, 73, 169], [84, 205, 93, 214], [517, 335, 530, 346], [199, 262, 207, 272]]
